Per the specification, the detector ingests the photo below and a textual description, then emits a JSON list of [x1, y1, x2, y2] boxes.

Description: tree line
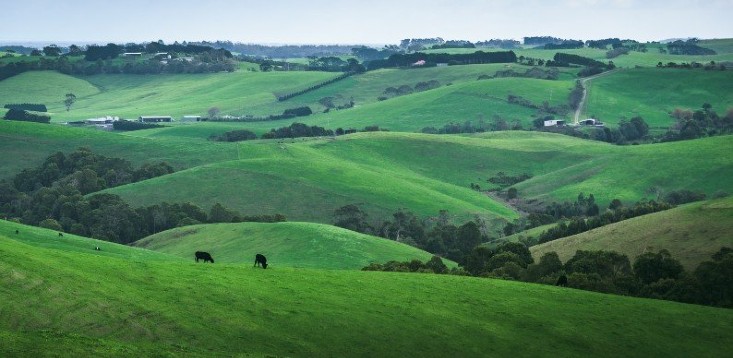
[[4, 103, 47, 112], [367, 51, 517, 70], [3, 108, 51, 123], [364, 245, 733, 309]]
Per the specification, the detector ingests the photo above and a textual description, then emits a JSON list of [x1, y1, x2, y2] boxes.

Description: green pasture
[[422, 44, 733, 68], [530, 197, 733, 269], [0, 70, 340, 122], [134, 221, 449, 269], [101, 138, 519, 223], [1, 120, 731, 225], [0, 120, 241, 178], [2, 223, 732, 357], [581, 67, 733, 129]]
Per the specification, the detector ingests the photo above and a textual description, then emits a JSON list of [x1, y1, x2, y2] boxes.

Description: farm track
[[574, 69, 619, 124]]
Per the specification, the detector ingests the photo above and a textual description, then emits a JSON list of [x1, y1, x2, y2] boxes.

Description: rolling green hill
[[530, 197, 733, 269], [424, 43, 733, 68], [133, 221, 448, 269], [581, 68, 733, 129], [3, 120, 731, 225], [2, 224, 732, 357]]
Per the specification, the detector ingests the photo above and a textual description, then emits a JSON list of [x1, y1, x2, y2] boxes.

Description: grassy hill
[[133, 221, 447, 269], [581, 67, 733, 129], [2, 120, 731, 224], [530, 197, 733, 269], [0, 120, 240, 178], [423, 43, 733, 68], [2, 223, 732, 357]]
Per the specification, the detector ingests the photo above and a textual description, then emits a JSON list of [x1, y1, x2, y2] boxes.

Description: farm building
[[139, 116, 173, 123], [181, 115, 202, 122], [543, 119, 566, 127], [580, 118, 604, 126]]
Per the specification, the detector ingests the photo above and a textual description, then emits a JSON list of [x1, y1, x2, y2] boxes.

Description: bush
[[112, 120, 164, 131]]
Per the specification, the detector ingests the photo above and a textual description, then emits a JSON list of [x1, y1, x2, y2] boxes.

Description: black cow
[[556, 274, 568, 287], [15, 229, 19, 234], [254, 254, 268, 269], [195, 251, 214, 263], [58, 232, 64, 237]]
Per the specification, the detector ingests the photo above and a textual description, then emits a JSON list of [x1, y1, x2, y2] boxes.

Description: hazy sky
[[3, 0, 732, 45]]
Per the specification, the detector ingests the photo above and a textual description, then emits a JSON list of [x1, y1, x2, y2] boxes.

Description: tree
[[633, 250, 684, 284], [456, 221, 482, 255], [41, 44, 61, 57], [68, 44, 83, 56], [207, 107, 220, 119], [333, 204, 372, 234], [64, 93, 76, 111]]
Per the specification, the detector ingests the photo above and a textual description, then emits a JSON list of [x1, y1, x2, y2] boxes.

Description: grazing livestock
[[15, 229, 19, 234], [254, 254, 268, 269], [58, 232, 64, 237], [556, 274, 568, 287], [195, 251, 215, 263], [94, 246, 101, 251]]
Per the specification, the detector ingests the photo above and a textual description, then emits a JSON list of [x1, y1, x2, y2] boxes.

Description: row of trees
[[4, 103, 47, 112], [3, 108, 50, 123], [364, 244, 733, 309], [378, 80, 442, 101], [367, 51, 517, 70]]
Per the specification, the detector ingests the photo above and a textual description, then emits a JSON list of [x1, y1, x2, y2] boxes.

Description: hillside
[[2, 227, 732, 357], [581, 67, 733, 129], [3, 121, 731, 225], [530, 197, 733, 269], [133, 221, 447, 269]]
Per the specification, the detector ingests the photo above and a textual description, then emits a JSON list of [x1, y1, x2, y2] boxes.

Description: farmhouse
[[544, 119, 566, 127], [139, 116, 173, 123]]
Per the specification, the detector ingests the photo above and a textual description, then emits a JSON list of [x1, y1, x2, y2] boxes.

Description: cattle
[[254, 254, 268, 269], [195, 251, 214, 263], [94, 246, 101, 251], [58, 232, 64, 237], [15, 229, 19, 234], [556, 274, 568, 287]]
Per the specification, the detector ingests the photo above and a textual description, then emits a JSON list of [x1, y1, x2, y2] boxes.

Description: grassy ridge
[[530, 197, 733, 269], [0, 120, 240, 178], [133, 221, 448, 269], [2, 228, 732, 357], [102, 138, 519, 222], [582, 68, 733, 129]]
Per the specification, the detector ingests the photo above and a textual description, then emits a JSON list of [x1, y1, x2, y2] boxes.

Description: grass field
[[423, 43, 733, 68], [581, 67, 733, 129], [530, 197, 733, 269], [2, 221, 732, 357], [133, 221, 450, 269], [2, 120, 731, 224]]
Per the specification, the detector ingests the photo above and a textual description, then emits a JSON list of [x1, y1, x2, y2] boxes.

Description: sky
[[2, 0, 732, 45]]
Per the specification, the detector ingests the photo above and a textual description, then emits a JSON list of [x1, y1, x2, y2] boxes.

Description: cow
[[254, 254, 268, 269], [58, 232, 64, 237], [195, 251, 214, 263], [556, 274, 568, 287], [15, 229, 19, 234], [94, 246, 101, 251]]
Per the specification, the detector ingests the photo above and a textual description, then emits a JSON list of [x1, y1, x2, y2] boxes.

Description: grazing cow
[[58, 232, 64, 237], [195, 251, 214, 263], [254, 254, 268, 269], [556, 274, 568, 287], [15, 229, 19, 234], [94, 246, 101, 251]]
